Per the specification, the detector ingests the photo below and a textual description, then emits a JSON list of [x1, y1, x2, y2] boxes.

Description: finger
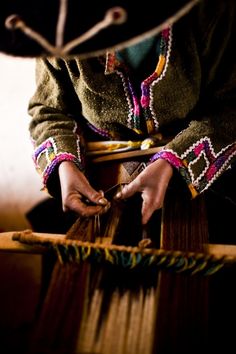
[[115, 180, 140, 200], [98, 190, 105, 197], [59, 162, 109, 207], [81, 203, 111, 217], [141, 199, 156, 225], [141, 192, 163, 225], [84, 189, 109, 206], [64, 195, 110, 217]]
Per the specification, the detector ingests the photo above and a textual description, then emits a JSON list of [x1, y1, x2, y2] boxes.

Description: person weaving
[[28, 0, 236, 235]]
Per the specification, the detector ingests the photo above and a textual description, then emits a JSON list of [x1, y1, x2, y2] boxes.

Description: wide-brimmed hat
[[0, 0, 199, 57]]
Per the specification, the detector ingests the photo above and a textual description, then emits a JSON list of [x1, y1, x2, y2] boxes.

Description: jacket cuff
[[149, 150, 198, 198], [32, 137, 83, 197]]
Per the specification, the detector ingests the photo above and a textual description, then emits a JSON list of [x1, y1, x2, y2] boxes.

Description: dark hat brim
[[0, 0, 199, 57]]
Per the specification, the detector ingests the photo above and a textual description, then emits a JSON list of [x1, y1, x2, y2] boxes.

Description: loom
[[0, 0, 236, 353], [1, 164, 236, 354]]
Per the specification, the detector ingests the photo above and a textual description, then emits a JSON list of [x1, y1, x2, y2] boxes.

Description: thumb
[[115, 181, 138, 200], [84, 187, 109, 206]]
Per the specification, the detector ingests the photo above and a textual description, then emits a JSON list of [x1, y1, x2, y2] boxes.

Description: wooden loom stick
[[3, 230, 236, 267]]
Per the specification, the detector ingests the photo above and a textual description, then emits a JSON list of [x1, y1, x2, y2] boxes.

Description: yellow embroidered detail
[[155, 54, 166, 76], [146, 119, 155, 134]]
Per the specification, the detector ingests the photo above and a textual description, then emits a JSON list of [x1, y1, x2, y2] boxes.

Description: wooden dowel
[[1, 230, 236, 264], [0, 231, 65, 253]]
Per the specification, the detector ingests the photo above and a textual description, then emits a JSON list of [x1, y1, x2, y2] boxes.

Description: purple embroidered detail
[[150, 150, 183, 168], [140, 73, 158, 109], [42, 153, 80, 185], [33, 138, 56, 165], [126, 77, 141, 130], [87, 121, 112, 139], [149, 150, 198, 197], [195, 141, 236, 191], [33, 137, 83, 188], [149, 139, 236, 196]]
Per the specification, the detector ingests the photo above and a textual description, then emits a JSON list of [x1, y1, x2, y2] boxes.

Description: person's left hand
[[115, 158, 173, 224]]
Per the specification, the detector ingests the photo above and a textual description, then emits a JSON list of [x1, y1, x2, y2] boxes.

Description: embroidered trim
[[42, 152, 81, 186], [103, 27, 172, 136], [33, 137, 83, 186], [141, 27, 172, 134], [116, 71, 136, 130], [150, 137, 236, 197], [104, 51, 121, 74], [149, 149, 197, 197], [149, 27, 172, 131], [87, 121, 114, 139]]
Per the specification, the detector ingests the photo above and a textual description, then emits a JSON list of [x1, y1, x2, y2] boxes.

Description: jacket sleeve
[[28, 57, 85, 196], [150, 0, 236, 198]]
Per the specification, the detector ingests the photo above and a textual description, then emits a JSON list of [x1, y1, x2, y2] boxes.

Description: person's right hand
[[58, 161, 110, 217]]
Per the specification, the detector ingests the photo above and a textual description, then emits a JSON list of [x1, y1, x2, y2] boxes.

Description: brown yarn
[[27, 171, 210, 354], [161, 178, 209, 251], [153, 175, 209, 354]]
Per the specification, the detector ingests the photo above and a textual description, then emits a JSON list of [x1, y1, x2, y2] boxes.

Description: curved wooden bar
[[1, 230, 236, 263]]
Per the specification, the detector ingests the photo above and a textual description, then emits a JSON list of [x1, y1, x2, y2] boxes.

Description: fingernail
[[98, 197, 108, 205], [115, 192, 121, 199]]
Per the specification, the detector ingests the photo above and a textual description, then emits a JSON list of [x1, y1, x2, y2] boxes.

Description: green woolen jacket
[[28, 0, 236, 198]]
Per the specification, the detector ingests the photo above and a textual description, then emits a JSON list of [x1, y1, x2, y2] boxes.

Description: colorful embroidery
[[103, 27, 172, 137], [104, 52, 121, 74], [87, 122, 109, 138], [150, 137, 236, 197], [142, 27, 172, 133], [33, 137, 83, 186]]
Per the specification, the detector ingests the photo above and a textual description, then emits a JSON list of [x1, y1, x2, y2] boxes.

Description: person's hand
[[115, 159, 173, 224], [58, 161, 110, 217]]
